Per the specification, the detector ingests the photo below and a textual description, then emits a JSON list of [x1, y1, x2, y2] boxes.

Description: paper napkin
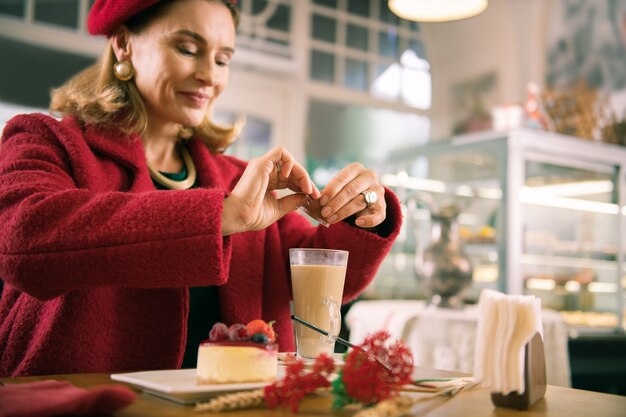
[[473, 289, 542, 395]]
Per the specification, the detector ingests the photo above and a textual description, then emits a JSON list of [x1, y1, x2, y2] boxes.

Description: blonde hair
[[50, 44, 242, 154]]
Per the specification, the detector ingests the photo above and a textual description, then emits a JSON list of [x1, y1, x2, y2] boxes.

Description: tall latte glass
[[289, 248, 348, 359]]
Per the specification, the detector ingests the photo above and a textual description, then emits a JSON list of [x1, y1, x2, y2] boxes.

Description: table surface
[[2, 369, 625, 417]]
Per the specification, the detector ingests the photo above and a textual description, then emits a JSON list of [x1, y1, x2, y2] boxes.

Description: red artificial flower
[[340, 331, 414, 405], [264, 353, 335, 413]]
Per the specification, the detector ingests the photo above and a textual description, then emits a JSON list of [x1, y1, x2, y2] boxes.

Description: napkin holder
[[491, 332, 546, 410]]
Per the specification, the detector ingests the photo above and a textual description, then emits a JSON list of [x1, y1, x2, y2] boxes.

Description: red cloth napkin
[[0, 379, 137, 417]]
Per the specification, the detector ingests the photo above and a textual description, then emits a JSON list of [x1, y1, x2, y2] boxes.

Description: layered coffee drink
[[290, 249, 348, 359]]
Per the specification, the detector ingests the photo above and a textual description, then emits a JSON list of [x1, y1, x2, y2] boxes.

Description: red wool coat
[[0, 114, 401, 377]]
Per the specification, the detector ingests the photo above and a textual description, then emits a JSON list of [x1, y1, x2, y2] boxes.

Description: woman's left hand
[[318, 163, 386, 228]]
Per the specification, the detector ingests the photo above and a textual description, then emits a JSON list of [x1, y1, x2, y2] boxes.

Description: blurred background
[[2, 0, 626, 396]]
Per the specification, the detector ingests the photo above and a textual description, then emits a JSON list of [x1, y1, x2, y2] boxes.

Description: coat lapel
[[187, 142, 265, 324], [79, 121, 145, 171], [80, 126, 266, 323]]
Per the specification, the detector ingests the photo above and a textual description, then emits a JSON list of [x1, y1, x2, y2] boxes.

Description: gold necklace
[[147, 145, 197, 190]]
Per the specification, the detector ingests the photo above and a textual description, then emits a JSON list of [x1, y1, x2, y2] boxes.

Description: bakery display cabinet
[[371, 128, 626, 335]]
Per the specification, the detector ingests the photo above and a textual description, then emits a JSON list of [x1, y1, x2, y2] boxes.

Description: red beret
[[87, 0, 161, 37], [87, 0, 238, 37]]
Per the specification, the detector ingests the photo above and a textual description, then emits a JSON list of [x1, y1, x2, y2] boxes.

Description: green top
[[152, 164, 196, 190], [152, 164, 219, 368]]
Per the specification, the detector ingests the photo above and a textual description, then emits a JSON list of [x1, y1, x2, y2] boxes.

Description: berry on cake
[[196, 320, 279, 384]]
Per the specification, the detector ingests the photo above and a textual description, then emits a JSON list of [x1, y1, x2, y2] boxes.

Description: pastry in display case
[[373, 128, 626, 335]]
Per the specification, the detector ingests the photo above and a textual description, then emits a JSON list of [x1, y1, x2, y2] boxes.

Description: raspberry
[[208, 322, 229, 342], [228, 323, 250, 341], [246, 319, 276, 342]]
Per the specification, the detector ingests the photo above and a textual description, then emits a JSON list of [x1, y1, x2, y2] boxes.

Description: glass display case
[[370, 128, 626, 335]]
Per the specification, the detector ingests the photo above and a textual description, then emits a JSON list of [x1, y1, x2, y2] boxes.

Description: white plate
[[278, 352, 345, 367], [111, 368, 282, 405]]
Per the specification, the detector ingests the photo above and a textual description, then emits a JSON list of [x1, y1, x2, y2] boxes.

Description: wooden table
[[2, 368, 625, 417]]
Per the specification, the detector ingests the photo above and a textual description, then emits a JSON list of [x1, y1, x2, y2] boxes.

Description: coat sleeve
[[0, 115, 232, 300], [277, 187, 402, 303]]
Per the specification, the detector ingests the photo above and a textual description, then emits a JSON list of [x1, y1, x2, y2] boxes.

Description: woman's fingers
[[265, 147, 318, 197], [233, 156, 271, 204], [285, 167, 320, 199], [354, 186, 386, 227], [227, 146, 320, 233], [229, 146, 387, 233], [321, 174, 373, 218], [319, 162, 387, 227], [320, 163, 373, 216], [325, 185, 385, 224], [277, 192, 311, 216], [353, 207, 386, 228], [319, 163, 364, 207]]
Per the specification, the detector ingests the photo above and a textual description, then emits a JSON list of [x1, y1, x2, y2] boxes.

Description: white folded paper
[[473, 289, 543, 395]]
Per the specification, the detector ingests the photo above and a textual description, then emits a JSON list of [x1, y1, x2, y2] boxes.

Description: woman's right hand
[[222, 146, 320, 235]]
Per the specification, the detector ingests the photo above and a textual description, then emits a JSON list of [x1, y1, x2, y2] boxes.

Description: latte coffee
[[289, 249, 348, 359]]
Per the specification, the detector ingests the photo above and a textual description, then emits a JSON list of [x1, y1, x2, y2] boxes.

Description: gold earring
[[113, 60, 134, 81]]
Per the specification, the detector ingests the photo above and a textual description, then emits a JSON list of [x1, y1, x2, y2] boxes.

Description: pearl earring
[[113, 60, 134, 81]]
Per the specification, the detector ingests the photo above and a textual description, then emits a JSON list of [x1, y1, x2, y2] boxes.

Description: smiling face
[[123, 0, 236, 130]]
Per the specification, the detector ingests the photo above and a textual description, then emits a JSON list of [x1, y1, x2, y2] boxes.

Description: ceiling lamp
[[388, 0, 488, 23]]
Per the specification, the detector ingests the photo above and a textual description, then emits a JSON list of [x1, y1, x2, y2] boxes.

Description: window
[[310, 50, 335, 83], [0, 0, 25, 18], [306, 99, 430, 187], [312, 14, 336, 43], [35, 0, 80, 29], [373, 50, 432, 110], [217, 112, 272, 160], [313, 0, 337, 8], [309, 0, 431, 110], [344, 59, 368, 91], [347, 0, 370, 17], [237, 0, 293, 55], [346, 24, 368, 51]]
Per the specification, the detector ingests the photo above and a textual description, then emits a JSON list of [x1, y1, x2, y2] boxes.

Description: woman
[[0, 0, 401, 377]]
